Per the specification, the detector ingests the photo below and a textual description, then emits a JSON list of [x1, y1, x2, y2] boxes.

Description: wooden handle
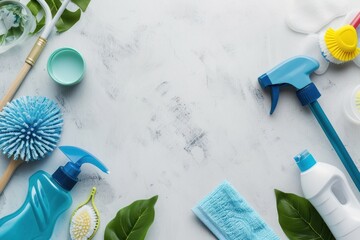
[[0, 37, 47, 111], [0, 160, 23, 194], [0, 63, 31, 111]]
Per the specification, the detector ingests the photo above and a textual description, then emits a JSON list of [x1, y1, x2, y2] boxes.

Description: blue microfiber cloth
[[193, 181, 279, 240]]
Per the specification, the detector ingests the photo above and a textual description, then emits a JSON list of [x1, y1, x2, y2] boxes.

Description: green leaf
[[275, 189, 335, 240], [0, 35, 5, 44], [26, 0, 91, 34], [71, 0, 91, 12], [27, 0, 42, 17], [26, 0, 45, 34], [33, 17, 46, 34], [55, 8, 81, 33], [104, 195, 158, 240]]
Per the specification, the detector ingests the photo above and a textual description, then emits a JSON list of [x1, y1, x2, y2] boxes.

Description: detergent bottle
[[294, 150, 360, 240], [0, 146, 109, 240]]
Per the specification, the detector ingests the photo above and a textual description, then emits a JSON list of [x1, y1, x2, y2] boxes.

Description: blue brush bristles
[[0, 96, 63, 162]]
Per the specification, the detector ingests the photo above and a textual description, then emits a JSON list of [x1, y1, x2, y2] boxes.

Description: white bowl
[[0, 1, 35, 54]]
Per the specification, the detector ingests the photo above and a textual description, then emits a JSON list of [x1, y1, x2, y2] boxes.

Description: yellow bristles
[[323, 25, 360, 63]]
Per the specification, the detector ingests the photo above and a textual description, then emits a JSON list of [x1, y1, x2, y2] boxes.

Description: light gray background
[[1, 0, 360, 239]]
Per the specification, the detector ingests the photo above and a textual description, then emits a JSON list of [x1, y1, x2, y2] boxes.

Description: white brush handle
[[36, 0, 52, 27], [41, 0, 72, 39]]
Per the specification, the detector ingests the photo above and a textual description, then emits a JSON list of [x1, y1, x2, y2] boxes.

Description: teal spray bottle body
[[0, 146, 109, 240]]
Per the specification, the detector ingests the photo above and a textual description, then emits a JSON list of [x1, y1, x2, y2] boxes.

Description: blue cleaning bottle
[[0, 146, 109, 240], [258, 56, 360, 192]]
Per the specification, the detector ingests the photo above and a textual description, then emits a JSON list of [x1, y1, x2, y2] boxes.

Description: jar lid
[[47, 48, 85, 86]]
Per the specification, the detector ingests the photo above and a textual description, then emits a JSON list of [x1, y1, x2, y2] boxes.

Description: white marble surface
[[1, 0, 360, 239]]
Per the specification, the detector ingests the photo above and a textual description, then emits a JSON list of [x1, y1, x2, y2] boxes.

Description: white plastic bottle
[[294, 150, 360, 240]]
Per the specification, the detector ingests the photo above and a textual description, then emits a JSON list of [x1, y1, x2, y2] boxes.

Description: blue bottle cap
[[296, 82, 321, 106], [52, 146, 109, 191], [294, 150, 317, 172]]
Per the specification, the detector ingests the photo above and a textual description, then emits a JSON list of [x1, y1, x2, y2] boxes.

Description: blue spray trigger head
[[52, 146, 109, 191], [258, 56, 320, 114], [59, 146, 109, 174]]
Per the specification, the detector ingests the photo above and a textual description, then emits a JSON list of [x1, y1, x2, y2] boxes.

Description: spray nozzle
[[52, 146, 109, 191], [60, 146, 109, 174], [258, 56, 320, 114]]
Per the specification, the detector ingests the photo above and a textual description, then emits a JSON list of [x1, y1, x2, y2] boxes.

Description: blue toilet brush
[[0, 96, 63, 193]]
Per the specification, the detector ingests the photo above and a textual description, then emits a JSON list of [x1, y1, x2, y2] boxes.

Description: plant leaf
[[275, 189, 335, 240], [27, 0, 42, 17], [104, 195, 158, 240], [71, 0, 91, 12], [26, 0, 45, 34], [27, 0, 91, 34], [33, 17, 46, 33], [55, 8, 81, 33]]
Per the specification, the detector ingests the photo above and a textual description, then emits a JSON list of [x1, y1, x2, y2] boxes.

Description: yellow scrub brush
[[70, 187, 100, 240], [320, 11, 360, 64]]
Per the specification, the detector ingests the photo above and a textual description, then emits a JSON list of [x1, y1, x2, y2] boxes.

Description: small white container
[[344, 85, 360, 124], [295, 150, 360, 240]]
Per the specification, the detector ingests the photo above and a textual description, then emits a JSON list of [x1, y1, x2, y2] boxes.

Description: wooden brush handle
[[0, 160, 23, 194], [0, 37, 47, 111], [0, 38, 47, 194], [0, 63, 31, 111]]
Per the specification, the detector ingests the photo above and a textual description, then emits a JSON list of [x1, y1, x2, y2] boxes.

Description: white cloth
[[289, 7, 360, 74], [286, 0, 349, 34]]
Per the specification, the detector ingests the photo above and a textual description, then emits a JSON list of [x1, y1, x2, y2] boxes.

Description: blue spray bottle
[[258, 56, 360, 191], [0, 146, 109, 240]]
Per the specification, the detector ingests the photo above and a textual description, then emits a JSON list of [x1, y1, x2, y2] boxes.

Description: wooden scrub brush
[[70, 187, 100, 240], [0, 96, 63, 193], [319, 11, 360, 63]]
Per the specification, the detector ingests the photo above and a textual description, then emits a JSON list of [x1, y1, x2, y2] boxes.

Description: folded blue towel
[[193, 181, 279, 240]]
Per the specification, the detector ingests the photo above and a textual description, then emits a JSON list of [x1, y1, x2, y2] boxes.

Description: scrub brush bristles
[[70, 205, 98, 240], [320, 25, 360, 64], [70, 187, 100, 240], [0, 96, 63, 161]]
